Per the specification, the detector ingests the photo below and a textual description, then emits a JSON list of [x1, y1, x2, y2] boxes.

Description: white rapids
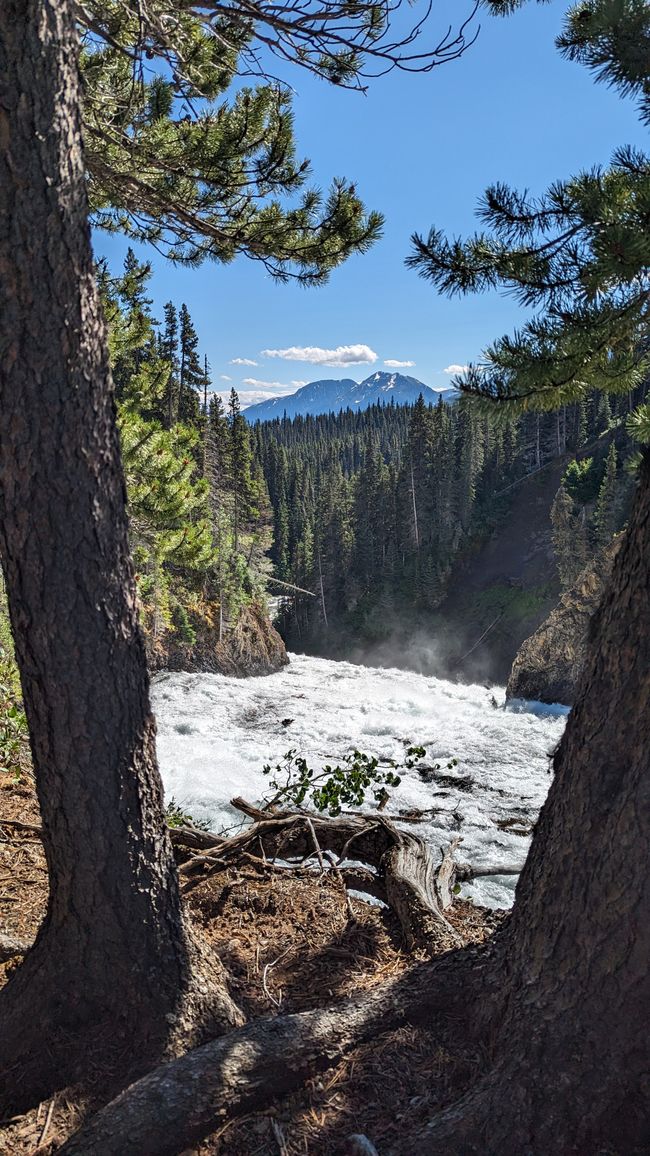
[[152, 653, 569, 909]]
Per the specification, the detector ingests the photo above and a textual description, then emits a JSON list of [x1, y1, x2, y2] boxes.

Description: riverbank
[[147, 600, 288, 678]]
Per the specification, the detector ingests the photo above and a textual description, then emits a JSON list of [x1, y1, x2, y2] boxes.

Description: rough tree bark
[[0, 0, 238, 1111]]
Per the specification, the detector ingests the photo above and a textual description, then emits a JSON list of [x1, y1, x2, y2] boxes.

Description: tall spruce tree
[[2, 0, 475, 1108], [161, 302, 180, 429], [550, 483, 588, 587], [594, 441, 620, 547], [228, 388, 255, 553], [178, 305, 204, 427]]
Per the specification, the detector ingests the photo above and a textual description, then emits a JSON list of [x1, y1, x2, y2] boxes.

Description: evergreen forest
[[97, 251, 273, 664], [252, 381, 646, 655]]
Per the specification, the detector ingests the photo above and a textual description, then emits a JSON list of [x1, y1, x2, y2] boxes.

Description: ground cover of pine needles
[[0, 773, 502, 1156]]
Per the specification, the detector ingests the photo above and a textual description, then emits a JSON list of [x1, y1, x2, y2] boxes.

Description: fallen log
[[383, 835, 462, 949], [169, 824, 223, 852], [434, 837, 463, 910], [455, 862, 525, 880], [174, 798, 527, 954]]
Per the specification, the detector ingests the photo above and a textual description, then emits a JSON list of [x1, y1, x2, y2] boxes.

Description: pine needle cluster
[[76, 0, 480, 282], [407, 0, 650, 424]]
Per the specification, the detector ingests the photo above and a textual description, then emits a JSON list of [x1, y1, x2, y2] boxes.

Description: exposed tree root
[[59, 948, 488, 1156], [1, 795, 512, 1146], [7, 801, 512, 960], [174, 798, 505, 956], [0, 914, 243, 1118]]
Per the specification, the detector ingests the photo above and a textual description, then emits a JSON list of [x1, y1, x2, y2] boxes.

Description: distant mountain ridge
[[243, 371, 458, 422]]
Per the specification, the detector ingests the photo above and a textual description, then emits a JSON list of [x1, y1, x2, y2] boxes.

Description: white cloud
[[242, 377, 297, 391], [215, 389, 293, 409], [384, 359, 415, 368], [230, 357, 258, 366], [220, 374, 232, 381], [262, 344, 378, 368], [443, 364, 469, 375]]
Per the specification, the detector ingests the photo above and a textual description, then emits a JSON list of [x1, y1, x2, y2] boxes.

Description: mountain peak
[[243, 372, 457, 422]]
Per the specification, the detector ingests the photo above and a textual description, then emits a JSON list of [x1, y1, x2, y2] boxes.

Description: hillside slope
[[429, 459, 567, 684], [506, 539, 619, 704], [341, 457, 567, 684]]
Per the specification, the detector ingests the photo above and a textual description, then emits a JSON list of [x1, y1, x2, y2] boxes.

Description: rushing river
[[152, 653, 568, 908]]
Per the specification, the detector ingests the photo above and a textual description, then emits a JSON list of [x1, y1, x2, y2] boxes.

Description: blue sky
[[96, 0, 646, 408]]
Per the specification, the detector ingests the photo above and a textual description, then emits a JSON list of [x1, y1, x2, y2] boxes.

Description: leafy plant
[[262, 745, 427, 817], [165, 797, 211, 831]]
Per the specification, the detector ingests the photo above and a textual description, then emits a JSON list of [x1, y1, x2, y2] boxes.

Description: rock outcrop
[[506, 539, 620, 705], [148, 600, 289, 677]]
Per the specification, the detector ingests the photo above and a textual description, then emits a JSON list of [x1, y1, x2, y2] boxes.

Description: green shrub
[[262, 745, 428, 817], [165, 797, 211, 831]]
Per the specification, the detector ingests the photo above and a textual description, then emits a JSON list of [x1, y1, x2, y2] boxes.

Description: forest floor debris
[[0, 776, 503, 1155]]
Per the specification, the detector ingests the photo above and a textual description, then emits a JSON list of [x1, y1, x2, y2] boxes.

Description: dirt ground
[[0, 775, 502, 1155]]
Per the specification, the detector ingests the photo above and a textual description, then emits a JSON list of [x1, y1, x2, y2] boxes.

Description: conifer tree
[[594, 441, 620, 547], [178, 305, 204, 427], [397, 3, 650, 1148], [99, 250, 157, 406], [77, 0, 477, 284], [550, 484, 588, 588], [161, 302, 180, 429], [203, 395, 233, 638], [228, 389, 256, 553], [0, 0, 508, 1119], [400, 396, 434, 572], [407, 0, 650, 426]]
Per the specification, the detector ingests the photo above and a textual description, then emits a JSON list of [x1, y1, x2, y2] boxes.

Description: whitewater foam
[[152, 653, 567, 908]]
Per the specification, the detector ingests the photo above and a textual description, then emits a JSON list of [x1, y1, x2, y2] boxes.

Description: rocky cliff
[[147, 600, 289, 677], [506, 539, 620, 705]]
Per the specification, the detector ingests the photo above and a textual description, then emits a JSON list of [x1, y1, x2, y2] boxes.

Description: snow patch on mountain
[[242, 371, 458, 422]]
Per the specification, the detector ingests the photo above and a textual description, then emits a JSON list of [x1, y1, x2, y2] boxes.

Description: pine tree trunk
[[400, 453, 650, 1154], [0, 0, 237, 1111]]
